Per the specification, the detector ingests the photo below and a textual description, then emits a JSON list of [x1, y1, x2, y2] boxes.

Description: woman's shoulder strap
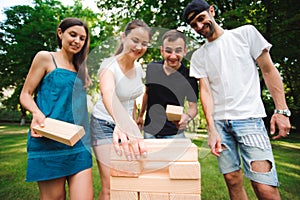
[[50, 53, 58, 68]]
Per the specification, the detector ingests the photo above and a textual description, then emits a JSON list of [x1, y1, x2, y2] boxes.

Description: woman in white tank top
[[90, 19, 151, 200]]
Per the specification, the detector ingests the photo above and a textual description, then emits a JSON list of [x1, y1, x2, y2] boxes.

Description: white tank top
[[92, 56, 144, 123]]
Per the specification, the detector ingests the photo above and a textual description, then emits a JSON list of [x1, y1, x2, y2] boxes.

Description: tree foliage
[[94, 0, 299, 129], [0, 0, 100, 111], [0, 0, 299, 129]]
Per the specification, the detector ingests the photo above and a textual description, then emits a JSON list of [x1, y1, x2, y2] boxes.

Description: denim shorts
[[144, 132, 186, 139], [90, 115, 115, 146], [214, 118, 279, 186]]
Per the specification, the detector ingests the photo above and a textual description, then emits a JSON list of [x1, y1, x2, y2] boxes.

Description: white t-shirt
[[92, 56, 144, 123], [190, 25, 272, 120]]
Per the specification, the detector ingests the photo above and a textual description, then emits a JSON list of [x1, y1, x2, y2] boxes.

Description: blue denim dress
[[26, 55, 92, 182]]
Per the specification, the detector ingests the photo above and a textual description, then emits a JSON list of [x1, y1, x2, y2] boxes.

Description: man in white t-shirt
[[183, 0, 291, 199]]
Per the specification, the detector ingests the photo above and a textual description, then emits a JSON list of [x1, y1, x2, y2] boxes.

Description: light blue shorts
[[215, 118, 279, 186], [90, 115, 114, 146], [144, 132, 186, 139]]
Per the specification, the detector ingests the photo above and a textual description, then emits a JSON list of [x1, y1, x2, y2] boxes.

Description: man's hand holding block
[[33, 118, 85, 146], [166, 105, 183, 121]]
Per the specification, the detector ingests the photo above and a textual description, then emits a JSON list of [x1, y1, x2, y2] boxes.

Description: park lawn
[[0, 124, 299, 200], [0, 125, 101, 200]]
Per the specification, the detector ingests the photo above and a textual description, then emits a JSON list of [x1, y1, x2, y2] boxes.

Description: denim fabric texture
[[90, 115, 115, 146], [214, 118, 279, 186]]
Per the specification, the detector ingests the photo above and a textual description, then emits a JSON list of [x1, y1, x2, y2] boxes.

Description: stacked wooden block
[[110, 138, 201, 200]]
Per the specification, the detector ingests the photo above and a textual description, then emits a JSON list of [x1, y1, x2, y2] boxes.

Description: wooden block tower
[[110, 138, 201, 200]]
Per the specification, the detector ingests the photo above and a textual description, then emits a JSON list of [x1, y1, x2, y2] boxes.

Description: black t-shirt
[[143, 61, 198, 136]]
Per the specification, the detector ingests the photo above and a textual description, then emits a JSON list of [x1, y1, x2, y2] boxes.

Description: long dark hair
[[115, 19, 151, 55], [56, 17, 91, 87]]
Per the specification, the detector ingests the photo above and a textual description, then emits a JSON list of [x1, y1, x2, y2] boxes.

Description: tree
[[94, 0, 299, 129], [1, 0, 298, 129], [261, 0, 300, 129], [0, 0, 100, 121]]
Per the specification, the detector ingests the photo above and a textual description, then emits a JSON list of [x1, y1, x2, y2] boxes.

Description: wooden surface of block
[[111, 170, 201, 193], [110, 190, 138, 200], [169, 162, 201, 179], [33, 118, 85, 146], [110, 160, 142, 177], [111, 139, 198, 162], [166, 105, 183, 121], [142, 161, 170, 173], [170, 193, 201, 200], [111, 160, 177, 176], [140, 192, 169, 200]]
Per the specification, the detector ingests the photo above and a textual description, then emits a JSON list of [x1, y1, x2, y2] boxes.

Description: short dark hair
[[162, 30, 186, 47]]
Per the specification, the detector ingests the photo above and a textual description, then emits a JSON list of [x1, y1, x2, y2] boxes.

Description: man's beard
[[198, 22, 215, 38]]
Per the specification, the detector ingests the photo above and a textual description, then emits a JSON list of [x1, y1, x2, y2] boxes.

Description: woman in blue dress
[[20, 18, 93, 200]]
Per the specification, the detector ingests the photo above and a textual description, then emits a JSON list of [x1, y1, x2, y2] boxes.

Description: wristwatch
[[274, 109, 291, 117]]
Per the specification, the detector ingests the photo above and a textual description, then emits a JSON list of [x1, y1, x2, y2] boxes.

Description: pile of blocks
[[110, 138, 201, 199]]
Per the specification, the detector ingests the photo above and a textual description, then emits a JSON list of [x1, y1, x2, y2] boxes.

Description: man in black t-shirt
[[137, 30, 198, 138]]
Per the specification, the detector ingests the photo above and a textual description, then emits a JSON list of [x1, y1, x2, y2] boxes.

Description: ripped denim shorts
[[214, 118, 279, 186]]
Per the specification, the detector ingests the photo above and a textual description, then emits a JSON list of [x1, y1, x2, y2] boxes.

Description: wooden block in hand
[[166, 105, 183, 121], [33, 118, 85, 146], [169, 162, 201, 179]]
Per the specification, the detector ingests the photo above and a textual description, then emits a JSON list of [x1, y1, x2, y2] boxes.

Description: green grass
[[0, 124, 299, 199], [0, 125, 101, 200], [0, 126, 38, 199]]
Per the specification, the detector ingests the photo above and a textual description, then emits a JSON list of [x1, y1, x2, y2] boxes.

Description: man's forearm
[[257, 50, 288, 110], [186, 102, 198, 119]]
